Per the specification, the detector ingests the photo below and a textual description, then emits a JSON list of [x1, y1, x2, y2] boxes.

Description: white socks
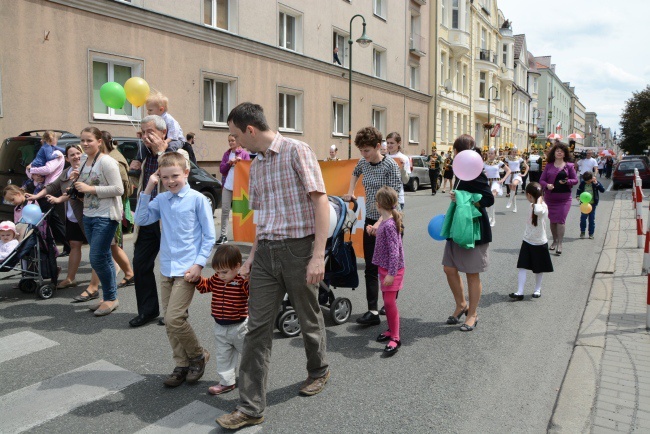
[[488, 206, 495, 226], [517, 268, 543, 296]]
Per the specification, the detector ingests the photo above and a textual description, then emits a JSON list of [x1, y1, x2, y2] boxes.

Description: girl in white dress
[[505, 147, 529, 213], [483, 148, 511, 227]]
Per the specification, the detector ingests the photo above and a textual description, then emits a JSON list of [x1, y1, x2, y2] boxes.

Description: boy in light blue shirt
[[134, 151, 216, 388]]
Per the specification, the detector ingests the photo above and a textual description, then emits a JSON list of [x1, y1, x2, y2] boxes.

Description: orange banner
[[232, 159, 367, 256]]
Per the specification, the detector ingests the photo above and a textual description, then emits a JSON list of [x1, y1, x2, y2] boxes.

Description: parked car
[[405, 155, 441, 192], [612, 159, 650, 190], [0, 131, 222, 221], [621, 154, 650, 165]]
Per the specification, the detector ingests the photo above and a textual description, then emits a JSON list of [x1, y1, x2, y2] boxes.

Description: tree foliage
[[620, 85, 650, 154]]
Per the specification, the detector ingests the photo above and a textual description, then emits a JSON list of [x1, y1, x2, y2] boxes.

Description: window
[[441, 109, 447, 143], [502, 43, 507, 65], [373, 0, 386, 19], [204, 0, 230, 31], [333, 30, 349, 67], [452, 0, 460, 29], [409, 116, 419, 143], [332, 100, 348, 136], [279, 9, 302, 52], [457, 113, 461, 137], [462, 64, 468, 93], [409, 65, 419, 90], [440, 52, 446, 85], [441, 0, 447, 26], [480, 28, 487, 49], [533, 77, 538, 94], [455, 61, 461, 90], [448, 111, 454, 142], [91, 54, 142, 121], [278, 89, 302, 132], [373, 47, 386, 79], [372, 108, 386, 136], [479, 72, 486, 98], [203, 74, 236, 127]]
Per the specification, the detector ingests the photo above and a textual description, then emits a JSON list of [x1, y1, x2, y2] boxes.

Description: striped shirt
[[249, 133, 326, 240], [352, 156, 402, 221], [196, 275, 249, 325]]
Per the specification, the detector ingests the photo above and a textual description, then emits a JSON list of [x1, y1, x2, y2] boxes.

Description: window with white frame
[[440, 52, 446, 85], [502, 43, 507, 65], [456, 113, 461, 137], [204, 0, 230, 31], [455, 61, 461, 90], [533, 77, 538, 93], [203, 73, 236, 127], [333, 30, 349, 67], [373, 0, 386, 19], [373, 47, 386, 79], [91, 54, 142, 121], [372, 107, 386, 136], [452, 0, 460, 29], [441, 109, 447, 143], [409, 65, 419, 90], [332, 100, 348, 136], [479, 71, 486, 98], [480, 28, 487, 49], [279, 9, 302, 52], [462, 64, 468, 93], [278, 89, 303, 132], [441, 0, 447, 27], [409, 116, 419, 143]]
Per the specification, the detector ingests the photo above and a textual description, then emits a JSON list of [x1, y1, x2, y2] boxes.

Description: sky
[[497, 0, 650, 136]]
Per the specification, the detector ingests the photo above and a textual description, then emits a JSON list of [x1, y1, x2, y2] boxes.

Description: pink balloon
[[452, 150, 484, 181]]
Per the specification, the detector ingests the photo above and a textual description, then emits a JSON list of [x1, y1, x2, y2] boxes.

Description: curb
[[547, 193, 622, 433]]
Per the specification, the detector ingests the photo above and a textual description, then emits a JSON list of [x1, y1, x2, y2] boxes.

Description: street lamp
[[529, 108, 540, 152], [486, 85, 500, 152], [347, 14, 372, 159]]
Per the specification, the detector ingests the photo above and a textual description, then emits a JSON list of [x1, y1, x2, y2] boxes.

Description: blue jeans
[[83, 216, 119, 301], [580, 204, 597, 235]]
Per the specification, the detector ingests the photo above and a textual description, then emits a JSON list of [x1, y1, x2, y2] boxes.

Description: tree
[[620, 85, 650, 154]]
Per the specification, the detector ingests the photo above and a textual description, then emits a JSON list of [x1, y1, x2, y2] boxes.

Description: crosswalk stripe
[[0, 360, 144, 433], [135, 400, 262, 433], [0, 331, 59, 364]]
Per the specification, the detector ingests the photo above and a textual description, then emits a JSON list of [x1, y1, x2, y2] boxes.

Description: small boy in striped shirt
[[195, 245, 249, 395]]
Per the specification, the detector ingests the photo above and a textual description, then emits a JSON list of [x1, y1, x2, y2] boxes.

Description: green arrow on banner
[[232, 188, 253, 224]]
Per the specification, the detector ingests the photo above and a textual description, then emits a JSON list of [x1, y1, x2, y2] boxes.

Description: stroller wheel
[[278, 309, 301, 338], [275, 310, 284, 332], [36, 284, 54, 300], [329, 297, 352, 325], [19, 279, 38, 293]]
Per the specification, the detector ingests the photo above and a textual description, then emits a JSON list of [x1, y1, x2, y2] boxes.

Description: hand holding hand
[[366, 224, 377, 236], [239, 260, 252, 279], [183, 264, 203, 283]]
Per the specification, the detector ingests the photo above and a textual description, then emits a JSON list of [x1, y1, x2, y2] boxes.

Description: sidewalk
[[550, 192, 650, 433]]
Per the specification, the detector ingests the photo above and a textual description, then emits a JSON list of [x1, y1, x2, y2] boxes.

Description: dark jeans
[[83, 216, 119, 301], [522, 173, 529, 189], [237, 236, 328, 418], [39, 200, 70, 253], [580, 204, 597, 235], [429, 169, 439, 193], [133, 223, 161, 317], [363, 218, 379, 311]]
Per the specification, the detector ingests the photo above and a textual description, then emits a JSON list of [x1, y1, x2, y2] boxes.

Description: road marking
[[135, 400, 262, 433], [0, 360, 143, 433], [0, 331, 59, 364], [606, 182, 613, 192]]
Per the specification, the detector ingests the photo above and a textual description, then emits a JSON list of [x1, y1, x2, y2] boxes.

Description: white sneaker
[[489, 219, 495, 227], [513, 205, 517, 213], [506, 201, 511, 209]]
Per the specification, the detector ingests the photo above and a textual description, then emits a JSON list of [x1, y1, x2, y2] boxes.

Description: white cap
[[0, 221, 18, 236]]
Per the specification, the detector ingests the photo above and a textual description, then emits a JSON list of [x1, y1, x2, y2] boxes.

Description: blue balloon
[[22, 204, 43, 225], [428, 214, 446, 241]]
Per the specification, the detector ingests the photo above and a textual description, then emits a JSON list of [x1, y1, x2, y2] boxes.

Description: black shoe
[[532, 292, 541, 299], [215, 235, 228, 245], [59, 250, 70, 258], [383, 339, 401, 355], [459, 318, 478, 332], [509, 293, 524, 301], [432, 192, 436, 196], [158, 318, 166, 326], [446, 307, 468, 325], [129, 313, 159, 327], [376, 330, 391, 342], [356, 311, 380, 326], [379, 306, 386, 316]]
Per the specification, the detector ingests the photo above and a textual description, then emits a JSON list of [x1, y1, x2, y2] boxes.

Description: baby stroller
[[276, 196, 359, 337], [1, 209, 59, 299]]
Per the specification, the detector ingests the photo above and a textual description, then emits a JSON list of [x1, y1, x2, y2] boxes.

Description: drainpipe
[[468, 1, 474, 145], [432, 4, 439, 150]]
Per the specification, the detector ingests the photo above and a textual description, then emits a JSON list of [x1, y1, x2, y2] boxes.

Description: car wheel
[[613, 183, 619, 190], [201, 191, 216, 215], [410, 178, 419, 192]]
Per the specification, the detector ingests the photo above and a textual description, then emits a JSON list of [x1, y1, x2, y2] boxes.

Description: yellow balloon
[[580, 203, 593, 214], [124, 77, 150, 108]]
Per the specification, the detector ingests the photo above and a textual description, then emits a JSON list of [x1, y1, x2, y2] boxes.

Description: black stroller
[[1, 209, 59, 299], [276, 196, 359, 337]]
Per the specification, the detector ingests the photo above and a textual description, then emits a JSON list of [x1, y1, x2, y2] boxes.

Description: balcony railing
[[477, 48, 497, 64], [409, 33, 427, 56]]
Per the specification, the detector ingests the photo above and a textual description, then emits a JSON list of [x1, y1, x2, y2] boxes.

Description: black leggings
[[363, 218, 379, 311]]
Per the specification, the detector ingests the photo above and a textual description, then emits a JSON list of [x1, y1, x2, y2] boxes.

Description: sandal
[[72, 290, 99, 303], [57, 279, 78, 289], [549, 243, 556, 251], [118, 276, 135, 288]]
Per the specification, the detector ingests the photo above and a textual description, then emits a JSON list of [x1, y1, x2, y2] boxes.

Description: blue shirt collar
[[168, 183, 191, 199]]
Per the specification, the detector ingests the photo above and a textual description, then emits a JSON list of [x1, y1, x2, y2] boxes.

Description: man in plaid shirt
[[216, 103, 330, 430]]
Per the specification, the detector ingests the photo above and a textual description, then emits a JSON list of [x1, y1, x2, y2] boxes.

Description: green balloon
[[580, 192, 592, 203], [99, 82, 126, 109]]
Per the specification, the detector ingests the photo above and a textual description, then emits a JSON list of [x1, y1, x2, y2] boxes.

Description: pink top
[[372, 218, 405, 276], [539, 162, 578, 191], [27, 150, 65, 185]]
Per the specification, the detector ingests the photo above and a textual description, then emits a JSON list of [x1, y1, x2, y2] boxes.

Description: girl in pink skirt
[[371, 186, 405, 356]]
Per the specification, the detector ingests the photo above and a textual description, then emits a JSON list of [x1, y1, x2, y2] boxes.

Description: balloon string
[[120, 107, 140, 133]]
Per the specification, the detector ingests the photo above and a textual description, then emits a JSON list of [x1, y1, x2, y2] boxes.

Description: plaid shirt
[[249, 133, 326, 240], [352, 156, 402, 221], [143, 154, 159, 198]]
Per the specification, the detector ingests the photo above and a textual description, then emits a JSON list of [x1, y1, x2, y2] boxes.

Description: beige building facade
[[0, 0, 431, 171]]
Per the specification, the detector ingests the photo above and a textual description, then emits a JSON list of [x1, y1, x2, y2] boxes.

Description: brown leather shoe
[[215, 410, 264, 430], [186, 349, 210, 383], [163, 367, 188, 387], [298, 370, 331, 396]]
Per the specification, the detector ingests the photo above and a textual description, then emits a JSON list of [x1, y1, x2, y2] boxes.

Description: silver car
[[405, 155, 437, 191]]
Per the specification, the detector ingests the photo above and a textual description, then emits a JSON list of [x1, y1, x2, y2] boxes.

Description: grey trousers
[[237, 235, 329, 417], [220, 188, 233, 237]]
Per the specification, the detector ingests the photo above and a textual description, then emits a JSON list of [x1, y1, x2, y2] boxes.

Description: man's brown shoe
[[299, 370, 331, 396], [215, 410, 264, 430], [186, 349, 210, 383], [163, 367, 188, 387]]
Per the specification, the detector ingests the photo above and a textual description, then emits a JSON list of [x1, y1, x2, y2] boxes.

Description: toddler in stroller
[[276, 196, 359, 337]]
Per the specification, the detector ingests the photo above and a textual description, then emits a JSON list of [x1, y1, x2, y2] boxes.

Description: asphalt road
[[0, 178, 616, 433]]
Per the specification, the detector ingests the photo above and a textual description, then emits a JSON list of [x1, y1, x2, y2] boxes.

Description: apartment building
[[585, 112, 601, 148], [565, 83, 586, 144], [534, 56, 572, 140], [0, 0, 431, 169], [511, 34, 530, 151]]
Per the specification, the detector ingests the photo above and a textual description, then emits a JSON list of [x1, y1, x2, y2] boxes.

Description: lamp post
[[486, 85, 500, 152], [347, 14, 372, 159], [529, 108, 540, 152]]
